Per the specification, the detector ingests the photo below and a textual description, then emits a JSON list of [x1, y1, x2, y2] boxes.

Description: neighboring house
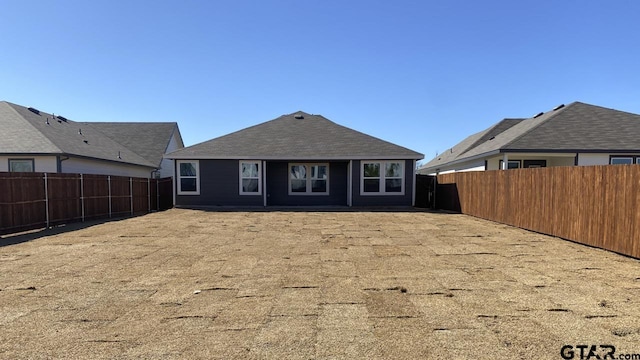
[[165, 111, 424, 207], [87, 122, 184, 178], [0, 101, 183, 178], [418, 101, 640, 174]]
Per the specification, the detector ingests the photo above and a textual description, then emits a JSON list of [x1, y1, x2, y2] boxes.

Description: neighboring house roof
[[88, 122, 183, 168], [0, 101, 178, 169], [420, 102, 640, 172], [166, 111, 424, 160]]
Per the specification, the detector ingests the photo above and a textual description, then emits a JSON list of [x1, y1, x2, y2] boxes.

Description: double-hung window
[[361, 161, 404, 195], [289, 163, 329, 195], [177, 160, 199, 195], [9, 159, 34, 172], [239, 161, 262, 195]]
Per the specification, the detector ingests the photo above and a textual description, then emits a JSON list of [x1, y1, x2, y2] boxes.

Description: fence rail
[[0, 172, 173, 235], [437, 165, 640, 259]]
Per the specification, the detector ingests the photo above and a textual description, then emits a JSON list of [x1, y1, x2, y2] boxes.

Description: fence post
[[130, 177, 134, 216], [44, 173, 50, 229], [147, 178, 151, 213], [108, 176, 112, 218], [156, 179, 160, 211], [80, 174, 85, 222]]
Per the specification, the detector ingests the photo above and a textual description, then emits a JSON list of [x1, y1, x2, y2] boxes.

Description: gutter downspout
[[57, 155, 70, 173], [263, 160, 267, 207], [411, 160, 416, 207], [172, 160, 176, 207], [348, 160, 353, 207]]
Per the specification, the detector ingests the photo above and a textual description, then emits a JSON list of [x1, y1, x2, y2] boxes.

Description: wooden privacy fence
[[437, 165, 640, 259], [0, 172, 174, 235]]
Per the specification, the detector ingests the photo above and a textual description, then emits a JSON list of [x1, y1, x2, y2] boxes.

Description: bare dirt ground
[[1, 209, 640, 359]]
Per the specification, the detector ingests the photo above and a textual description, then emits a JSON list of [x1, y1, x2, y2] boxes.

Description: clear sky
[[2, 0, 639, 165]]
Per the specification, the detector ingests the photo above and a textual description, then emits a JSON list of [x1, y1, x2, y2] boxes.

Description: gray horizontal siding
[[266, 161, 348, 206], [351, 159, 414, 206], [175, 159, 262, 207]]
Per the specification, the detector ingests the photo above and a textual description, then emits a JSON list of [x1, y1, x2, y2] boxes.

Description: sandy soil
[[1, 208, 640, 359]]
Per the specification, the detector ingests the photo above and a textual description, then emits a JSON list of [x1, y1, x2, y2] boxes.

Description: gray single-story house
[[165, 111, 424, 207]]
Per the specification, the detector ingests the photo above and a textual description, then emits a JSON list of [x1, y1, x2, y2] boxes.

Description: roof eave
[[419, 149, 501, 173], [165, 154, 424, 161]]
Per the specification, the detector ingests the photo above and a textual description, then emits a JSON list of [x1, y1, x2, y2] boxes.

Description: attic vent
[[533, 112, 544, 118], [28, 107, 40, 115], [56, 115, 68, 122], [553, 104, 565, 111], [294, 114, 304, 119], [489, 136, 496, 140]]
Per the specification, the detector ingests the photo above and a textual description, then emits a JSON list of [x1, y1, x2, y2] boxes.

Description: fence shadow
[[435, 183, 461, 212], [0, 217, 124, 247]]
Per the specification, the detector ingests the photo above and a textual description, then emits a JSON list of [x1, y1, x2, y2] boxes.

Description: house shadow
[[177, 205, 440, 213]]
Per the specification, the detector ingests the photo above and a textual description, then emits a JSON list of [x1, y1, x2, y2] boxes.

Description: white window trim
[[288, 163, 330, 196], [499, 159, 521, 169], [360, 160, 405, 196], [239, 160, 262, 195], [177, 160, 200, 195]]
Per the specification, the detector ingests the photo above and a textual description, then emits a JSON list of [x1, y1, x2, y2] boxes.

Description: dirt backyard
[[1, 209, 640, 359]]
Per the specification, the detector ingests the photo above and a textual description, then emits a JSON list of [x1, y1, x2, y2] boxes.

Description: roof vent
[[78, 128, 82, 135], [56, 115, 68, 122], [553, 104, 565, 111], [28, 107, 40, 115], [45, 117, 50, 125], [83, 140, 88, 144], [117, 151, 122, 159], [533, 112, 544, 118], [489, 136, 496, 140], [294, 114, 304, 119]]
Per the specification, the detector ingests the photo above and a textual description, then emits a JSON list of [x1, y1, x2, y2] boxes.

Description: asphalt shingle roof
[[88, 122, 182, 168], [0, 101, 177, 168], [422, 118, 523, 169], [166, 111, 424, 160], [420, 102, 640, 172]]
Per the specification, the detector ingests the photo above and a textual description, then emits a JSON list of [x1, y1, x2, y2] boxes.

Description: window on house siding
[[177, 160, 199, 195], [240, 161, 262, 195], [361, 161, 404, 195], [499, 160, 521, 169], [610, 157, 634, 165], [289, 163, 329, 195], [9, 159, 34, 172]]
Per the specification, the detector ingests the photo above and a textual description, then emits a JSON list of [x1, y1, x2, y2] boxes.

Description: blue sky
[[2, 0, 639, 164]]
